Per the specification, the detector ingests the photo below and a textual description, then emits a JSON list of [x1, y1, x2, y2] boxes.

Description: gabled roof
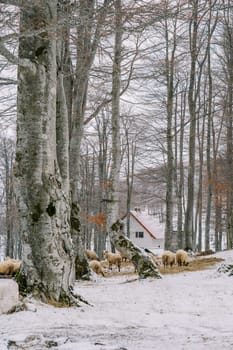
[[122, 210, 165, 240]]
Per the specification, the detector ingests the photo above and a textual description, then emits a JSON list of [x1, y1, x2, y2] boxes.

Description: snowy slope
[[0, 250, 233, 350]]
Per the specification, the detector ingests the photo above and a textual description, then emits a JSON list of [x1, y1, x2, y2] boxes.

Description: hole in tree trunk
[[46, 202, 56, 216]]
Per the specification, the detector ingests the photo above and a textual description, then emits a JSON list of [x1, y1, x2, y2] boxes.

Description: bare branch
[[0, 77, 17, 85], [0, 0, 31, 6], [0, 41, 18, 65]]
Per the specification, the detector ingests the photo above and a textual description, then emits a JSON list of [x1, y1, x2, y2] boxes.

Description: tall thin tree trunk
[[212, 112, 224, 251], [164, 1, 177, 250], [205, 9, 214, 251], [96, 113, 109, 259], [107, 0, 122, 233], [223, 7, 233, 249], [125, 128, 136, 238], [3, 139, 15, 258], [184, 0, 199, 250], [177, 87, 186, 249], [195, 92, 205, 251]]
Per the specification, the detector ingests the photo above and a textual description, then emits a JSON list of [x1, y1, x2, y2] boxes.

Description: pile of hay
[[159, 257, 224, 275]]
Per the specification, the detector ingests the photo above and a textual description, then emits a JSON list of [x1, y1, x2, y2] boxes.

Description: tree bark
[[14, 1, 78, 304]]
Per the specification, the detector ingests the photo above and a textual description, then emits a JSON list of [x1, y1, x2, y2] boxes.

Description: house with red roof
[[122, 208, 165, 250]]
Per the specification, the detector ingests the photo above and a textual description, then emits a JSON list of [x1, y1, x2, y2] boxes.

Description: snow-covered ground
[[1, 250, 233, 350]]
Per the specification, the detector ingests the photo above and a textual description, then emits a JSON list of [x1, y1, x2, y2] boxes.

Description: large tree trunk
[[14, 1, 77, 304], [110, 220, 161, 279]]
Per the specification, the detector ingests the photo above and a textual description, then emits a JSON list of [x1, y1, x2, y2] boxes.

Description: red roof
[[122, 210, 165, 240]]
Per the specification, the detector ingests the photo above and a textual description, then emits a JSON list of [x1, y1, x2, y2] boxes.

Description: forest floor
[[0, 250, 233, 350]]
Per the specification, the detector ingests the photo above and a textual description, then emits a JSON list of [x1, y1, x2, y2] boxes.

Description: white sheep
[[85, 249, 99, 261], [161, 250, 176, 270], [89, 260, 105, 276], [103, 250, 122, 272], [176, 249, 189, 266]]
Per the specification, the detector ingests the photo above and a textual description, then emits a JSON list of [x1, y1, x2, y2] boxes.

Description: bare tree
[[107, 0, 122, 233], [222, 2, 233, 249], [68, 0, 113, 278], [184, 0, 199, 250], [0, 136, 19, 257]]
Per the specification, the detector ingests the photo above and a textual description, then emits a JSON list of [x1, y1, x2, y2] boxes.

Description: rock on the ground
[[0, 278, 19, 314]]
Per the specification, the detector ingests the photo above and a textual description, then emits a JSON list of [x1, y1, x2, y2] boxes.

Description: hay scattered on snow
[[100, 257, 225, 277]]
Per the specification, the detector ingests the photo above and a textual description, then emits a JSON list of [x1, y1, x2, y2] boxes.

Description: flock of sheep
[[0, 248, 189, 278], [86, 248, 190, 276], [86, 249, 122, 277], [161, 249, 189, 270]]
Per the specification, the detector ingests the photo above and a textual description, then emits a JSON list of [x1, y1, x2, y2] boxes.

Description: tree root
[[44, 287, 91, 307], [15, 272, 91, 307]]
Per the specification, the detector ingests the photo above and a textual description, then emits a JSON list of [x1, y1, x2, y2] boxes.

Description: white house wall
[[123, 217, 161, 249]]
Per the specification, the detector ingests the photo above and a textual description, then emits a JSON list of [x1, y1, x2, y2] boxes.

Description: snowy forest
[[0, 0, 233, 302]]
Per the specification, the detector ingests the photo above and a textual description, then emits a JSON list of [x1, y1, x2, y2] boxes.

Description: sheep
[[4, 257, 22, 274], [89, 260, 105, 276], [0, 260, 13, 275], [85, 249, 99, 261], [176, 249, 189, 267], [161, 250, 176, 270], [103, 250, 122, 272], [119, 252, 129, 262], [0, 258, 21, 275]]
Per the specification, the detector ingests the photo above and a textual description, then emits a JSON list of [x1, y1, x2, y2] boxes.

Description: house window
[[135, 231, 144, 238]]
